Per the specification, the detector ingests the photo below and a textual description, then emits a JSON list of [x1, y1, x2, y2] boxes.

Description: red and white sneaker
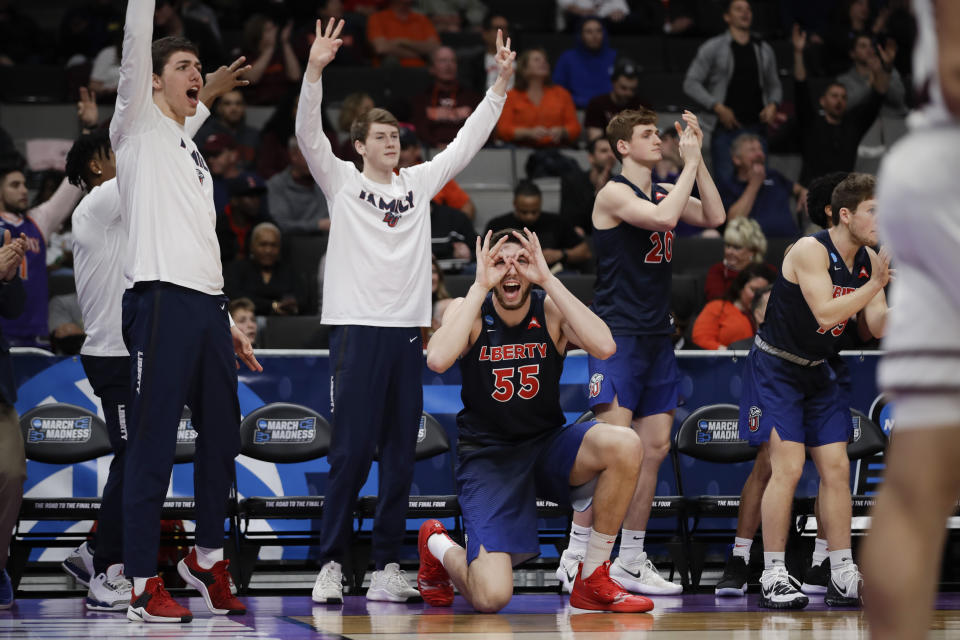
[[127, 576, 193, 623], [569, 562, 655, 613], [177, 549, 246, 615], [417, 519, 454, 607]]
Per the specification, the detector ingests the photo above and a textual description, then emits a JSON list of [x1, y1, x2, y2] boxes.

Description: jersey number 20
[[644, 230, 674, 264], [491, 365, 540, 402]]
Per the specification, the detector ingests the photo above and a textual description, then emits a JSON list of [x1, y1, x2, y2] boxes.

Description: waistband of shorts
[[754, 335, 825, 367]]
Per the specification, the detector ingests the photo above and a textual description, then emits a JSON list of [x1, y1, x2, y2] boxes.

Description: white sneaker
[[610, 553, 683, 595], [759, 566, 808, 610], [555, 549, 583, 594], [825, 562, 863, 607], [312, 561, 344, 604], [86, 564, 132, 611], [366, 563, 421, 602], [62, 541, 95, 587]]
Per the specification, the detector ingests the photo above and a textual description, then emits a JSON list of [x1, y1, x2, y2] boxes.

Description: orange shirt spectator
[[433, 179, 469, 210], [367, 1, 440, 68], [692, 300, 755, 350], [496, 49, 581, 147]]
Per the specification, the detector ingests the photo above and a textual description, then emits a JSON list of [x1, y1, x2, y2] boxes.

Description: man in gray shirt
[[266, 136, 330, 234], [836, 33, 906, 114]]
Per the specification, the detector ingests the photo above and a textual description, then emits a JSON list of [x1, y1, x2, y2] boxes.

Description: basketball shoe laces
[[760, 567, 802, 595], [587, 562, 630, 602], [104, 572, 130, 592], [831, 563, 861, 596], [208, 560, 234, 601], [386, 565, 414, 591], [148, 578, 177, 605]]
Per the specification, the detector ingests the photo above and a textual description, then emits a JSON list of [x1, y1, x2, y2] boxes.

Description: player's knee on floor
[[469, 583, 513, 614]]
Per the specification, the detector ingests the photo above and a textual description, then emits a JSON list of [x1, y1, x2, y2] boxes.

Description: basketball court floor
[[4, 592, 960, 639]]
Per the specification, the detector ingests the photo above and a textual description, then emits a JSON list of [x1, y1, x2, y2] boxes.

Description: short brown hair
[[152, 36, 200, 76], [605, 107, 658, 161], [515, 48, 553, 92], [350, 107, 399, 144], [830, 172, 876, 225], [229, 297, 255, 316], [490, 228, 524, 247]]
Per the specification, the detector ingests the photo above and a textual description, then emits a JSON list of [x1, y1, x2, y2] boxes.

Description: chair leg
[[6, 542, 28, 589]]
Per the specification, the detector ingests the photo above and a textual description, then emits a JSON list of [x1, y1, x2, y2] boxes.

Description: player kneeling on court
[[418, 228, 652, 614]]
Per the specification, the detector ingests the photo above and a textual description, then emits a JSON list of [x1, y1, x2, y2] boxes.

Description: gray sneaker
[[312, 561, 344, 604], [62, 541, 95, 587], [86, 563, 132, 611], [367, 563, 421, 602]]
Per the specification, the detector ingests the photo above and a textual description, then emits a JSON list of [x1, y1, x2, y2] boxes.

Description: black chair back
[[675, 404, 757, 464], [21, 403, 111, 464], [847, 408, 887, 460], [174, 406, 197, 464], [238, 403, 331, 463]]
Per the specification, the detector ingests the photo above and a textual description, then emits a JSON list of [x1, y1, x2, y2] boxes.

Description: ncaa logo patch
[[588, 373, 603, 399], [748, 406, 762, 432], [29, 416, 92, 443], [177, 417, 198, 444], [255, 417, 317, 444], [417, 416, 427, 444]]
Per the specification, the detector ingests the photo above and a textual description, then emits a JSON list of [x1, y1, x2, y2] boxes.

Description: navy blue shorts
[[456, 420, 596, 566], [739, 349, 850, 447], [587, 335, 680, 418]]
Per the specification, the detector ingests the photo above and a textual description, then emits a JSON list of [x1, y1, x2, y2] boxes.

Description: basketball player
[[557, 107, 726, 595], [111, 0, 260, 623], [417, 228, 651, 613], [297, 18, 515, 604], [863, 2, 960, 637], [741, 173, 890, 609]]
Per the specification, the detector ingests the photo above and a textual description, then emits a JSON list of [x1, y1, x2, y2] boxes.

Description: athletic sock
[[582, 529, 616, 579], [618, 528, 646, 566], [732, 536, 753, 560], [828, 549, 854, 571], [195, 545, 223, 569], [133, 576, 155, 593], [811, 538, 829, 566], [763, 552, 786, 571], [427, 532, 457, 568], [567, 523, 590, 557]]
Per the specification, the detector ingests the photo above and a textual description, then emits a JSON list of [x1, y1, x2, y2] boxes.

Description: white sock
[[132, 576, 155, 593], [732, 536, 753, 560], [427, 532, 457, 568], [195, 545, 223, 569], [828, 549, 853, 571], [763, 552, 786, 570], [567, 523, 590, 557], [811, 538, 829, 566], [582, 529, 616, 579], [618, 528, 646, 565]]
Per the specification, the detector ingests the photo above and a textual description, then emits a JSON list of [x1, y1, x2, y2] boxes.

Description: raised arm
[[30, 177, 82, 242], [110, 0, 157, 146], [858, 247, 891, 338], [674, 111, 725, 228]]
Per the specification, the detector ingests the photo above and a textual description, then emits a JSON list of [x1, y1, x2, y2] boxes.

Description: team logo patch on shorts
[[748, 406, 762, 432], [588, 373, 603, 399]]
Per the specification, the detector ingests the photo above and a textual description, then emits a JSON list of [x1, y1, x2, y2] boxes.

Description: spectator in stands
[[484, 180, 591, 272], [480, 14, 515, 90], [836, 32, 906, 114], [683, 0, 782, 184], [217, 174, 274, 263], [497, 49, 581, 148], [583, 60, 646, 142], [228, 298, 257, 346], [243, 15, 302, 105], [411, 47, 482, 148], [48, 293, 84, 356], [0, 158, 82, 348], [653, 127, 682, 184], [719, 133, 804, 238], [692, 263, 776, 350], [345, 0, 388, 16], [259, 90, 338, 179], [225, 222, 304, 316], [367, 0, 440, 67], [398, 126, 476, 219], [267, 136, 331, 234], [628, 0, 695, 35], [89, 33, 122, 97], [791, 25, 891, 186], [822, 0, 888, 75], [180, 0, 222, 44], [202, 132, 242, 214], [418, 0, 487, 33], [154, 0, 225, 69], [336, 92, 374, 166], [704, 217, 768, 301], [430, 257, 452, 336], [557, 0, 631, 33], [196, 90, 260, 170], [307, 0, 367, 67], [552, 17, 617, 109], [560, 136, 616, 236]]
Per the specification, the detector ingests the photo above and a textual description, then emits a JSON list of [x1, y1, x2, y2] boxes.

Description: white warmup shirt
[[909, 0, 957, 130], [296, 78, 505, 327], [110, 0, 223, 295]]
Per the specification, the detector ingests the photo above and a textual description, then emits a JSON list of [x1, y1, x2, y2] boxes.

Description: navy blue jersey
[[457, 290, 566, 446], [0, 214, 47, 340], [759, 230, 873, 361], [592, 175, 674, 335]]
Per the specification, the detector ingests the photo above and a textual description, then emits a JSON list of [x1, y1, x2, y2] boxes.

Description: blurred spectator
[[228, 297, 257, 346], [418, 0, 486, 32], [225, 222, 305, 316], [479, 14, 514, 91], [243, 15, 302, 105], [181, 0, 222, 44], [652, 126, 681, 184], [683, 0, 782, 184], [398, 126, 476, 219], [704, 217, 768, 301], [557, 0, 630, 33], [629, 0, 696, 35], [692, 263, 776, 350], [259, 90, 338, 179], [305, 0, 367, 66], [266, 136, 331, 234], [430, 257, 452, 335], [367, 0, 440, 68], [336, 92, 374, 166], [411, 47, 481, 148], [89, 32, 122, 96], [560, 136, 616, 236], [805, 171, 848, 230], [345, 0, 388, 15], [0, 0, 43, 64], [202, 133, 243, 214], [58, 0, 122, 64], [836, 32, 906, 114], [583, 60, 646, 141], [552, 17, 617, 109], [790, 25, 890, 186], [48, 293, 84, 356], [822, 0, 888, 75], [196, 90, 261, 169], [484, 180, 591, 272], [496, 49, 581, 148], [217, 174, 274, 263], [719, 133, 804, 238], [154, 0, 225, 69]]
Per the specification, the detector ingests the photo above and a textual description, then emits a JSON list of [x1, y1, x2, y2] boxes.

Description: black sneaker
[[824, 563, 863, 607], [759, 567, 808, 610], [714, 554, 749, 597], [800, 559, 829, 595]]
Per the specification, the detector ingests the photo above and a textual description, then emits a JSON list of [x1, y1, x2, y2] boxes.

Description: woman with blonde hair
[[704, 217, 769, 301]]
